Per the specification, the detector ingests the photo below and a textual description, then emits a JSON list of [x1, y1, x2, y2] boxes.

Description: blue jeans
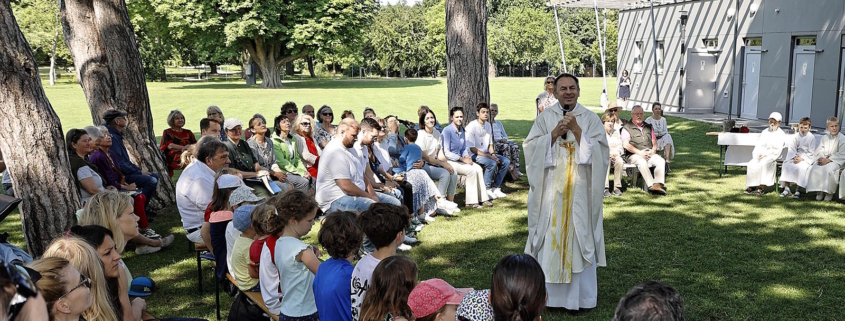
[[422, 164, 457, 196], [472, 154, 510, 189], [125, 172, 158, 208], [325, 192, 401, 214]]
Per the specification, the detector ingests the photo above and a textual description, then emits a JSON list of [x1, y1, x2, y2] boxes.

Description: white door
[[741, 47, 762, 119], [790, 43, 816, 123]]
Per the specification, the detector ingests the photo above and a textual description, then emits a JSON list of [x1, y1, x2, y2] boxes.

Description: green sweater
[[271, 132, 308, 176]]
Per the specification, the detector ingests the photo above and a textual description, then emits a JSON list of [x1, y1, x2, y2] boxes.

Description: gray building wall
[[618, 0, 845, 126]]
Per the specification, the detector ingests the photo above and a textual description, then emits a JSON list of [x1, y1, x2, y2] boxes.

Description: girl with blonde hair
[[27, 257, 93, 321], [42, 237, 119, 321], [80, 190, 174, 255]]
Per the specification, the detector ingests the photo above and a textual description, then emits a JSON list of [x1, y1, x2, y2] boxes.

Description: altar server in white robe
[[806, 117, 845, 201], [745, 112, 786, 196], [523, 74, 608, 312], [779, 117, 816, 198]]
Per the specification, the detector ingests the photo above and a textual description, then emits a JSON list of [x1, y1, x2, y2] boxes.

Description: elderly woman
[[86, 126, 160, 241], [246, 115, 293, 193], [293, 114, 321, 178], [489, 103, 521, 178], [207, 105, 227, 141], [281, 101, 298, 123], [315, 105, 336, 148], [536, 76, 558, 115], [744, 112, 786, 196], [271, 115, 311, 192], [159, 110, 196, 177], [384, 116, 406, 164], [807, 117, 845, 201]]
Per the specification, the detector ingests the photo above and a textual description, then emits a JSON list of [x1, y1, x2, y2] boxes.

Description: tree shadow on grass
[[168, 78, 443, 90]]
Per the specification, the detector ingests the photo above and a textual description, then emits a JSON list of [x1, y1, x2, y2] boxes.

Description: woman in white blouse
[[644, 102, 675, 165], [416, 109, 459, 204]]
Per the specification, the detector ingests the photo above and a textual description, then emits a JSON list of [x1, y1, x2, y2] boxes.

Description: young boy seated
[[351, 203, 411, 321], [313, 211, 363, 321], [230, 203, 260, 291]]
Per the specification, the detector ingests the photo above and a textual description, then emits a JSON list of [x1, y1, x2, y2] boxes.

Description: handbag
[[0, 194, 22, 224]]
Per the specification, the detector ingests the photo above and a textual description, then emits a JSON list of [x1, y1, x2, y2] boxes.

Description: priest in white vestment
[[523, 74, 608, 311], [745, 112, 785, 195], [779, 118, 816, 198], [807, 117, 845, 201]]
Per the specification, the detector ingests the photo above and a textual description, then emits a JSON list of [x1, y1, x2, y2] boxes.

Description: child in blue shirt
[[313, 211, 363, 321]]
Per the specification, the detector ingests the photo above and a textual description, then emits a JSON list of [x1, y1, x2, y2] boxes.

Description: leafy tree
[[590, 9, 618, 76], [161, 0, 377, 88], [12, 0, 70, 83]]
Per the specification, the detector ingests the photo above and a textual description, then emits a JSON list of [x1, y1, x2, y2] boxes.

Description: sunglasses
[[57, 273, 91, 300], [322, 113, 333, 116], [285, 110, 298, 114], [545, 81, 554, 84], [300, 122, 311, 126]]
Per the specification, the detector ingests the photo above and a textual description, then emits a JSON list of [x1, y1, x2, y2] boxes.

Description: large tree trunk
[[306, 56, 315, 78], [60, 0, 176, 210], [446, 0, 489, 122], [285, 61, 294, 76], [209, 63, 218, 75], [241, 38, 307, 88], [0, 0, 80, 255]]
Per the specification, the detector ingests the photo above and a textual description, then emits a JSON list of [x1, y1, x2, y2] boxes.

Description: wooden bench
[[226, 273, 280, 321]]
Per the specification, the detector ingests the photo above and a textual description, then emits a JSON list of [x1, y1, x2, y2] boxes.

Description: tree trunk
[[446, 0, 489, 123], [531, 63, 535, 77], [49, 22, 59, 86], [60, 0, 176, 210], [241, 38, 307, 88], [209, 63, 218, 74], [0, 0, 80, 255], [488, 60, 497, 78], [508, 63, 512, 77], [285, 61, 294, 76], [307, 56, 315, 78]]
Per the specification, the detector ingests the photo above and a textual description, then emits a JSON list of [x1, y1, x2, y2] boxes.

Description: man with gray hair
[[622, 105, 667, 195], [176, 135, 230, 244]]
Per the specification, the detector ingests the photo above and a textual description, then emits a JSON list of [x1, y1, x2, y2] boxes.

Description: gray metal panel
[[761, 0, 845, 33], [811, 79, 838, 124], [760, 33, 791, 78], [757, 76, 788, 120]]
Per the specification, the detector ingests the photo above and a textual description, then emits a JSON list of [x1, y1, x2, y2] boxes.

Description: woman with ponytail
[[42, 237, 120, 321], [28, 257, 93, 321]]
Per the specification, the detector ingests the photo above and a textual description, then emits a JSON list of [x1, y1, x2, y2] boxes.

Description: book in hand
[[261, 175, 282, 195]]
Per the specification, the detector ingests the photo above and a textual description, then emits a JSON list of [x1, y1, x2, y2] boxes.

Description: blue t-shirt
[[396, 144, 423, 174], [313, 257, 354, 321]]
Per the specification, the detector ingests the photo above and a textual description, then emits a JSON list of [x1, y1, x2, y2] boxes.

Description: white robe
[[806, 133, 845, 194], [523, 102, 608, 309], [779, 132, 817, 187], [746, 127, 785, 187]]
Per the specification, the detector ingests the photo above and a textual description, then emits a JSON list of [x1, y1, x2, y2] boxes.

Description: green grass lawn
[[3, 77, 845, 320]]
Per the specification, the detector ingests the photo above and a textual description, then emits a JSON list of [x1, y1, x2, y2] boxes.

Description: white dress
[[644, 116, 674, 157], [746, 128, 785, 187], [806, 133, 845, 194], [778, 132, 816, 187]]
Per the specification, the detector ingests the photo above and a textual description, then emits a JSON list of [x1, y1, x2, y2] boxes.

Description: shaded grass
[[3, 78, 845, 319]]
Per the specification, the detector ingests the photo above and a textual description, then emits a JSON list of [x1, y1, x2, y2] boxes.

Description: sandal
[[465, 204, 483, 209], [754, 189, 764, 196]]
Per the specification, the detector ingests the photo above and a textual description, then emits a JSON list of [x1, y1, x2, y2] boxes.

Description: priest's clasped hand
[[552, 114, 581, 141]]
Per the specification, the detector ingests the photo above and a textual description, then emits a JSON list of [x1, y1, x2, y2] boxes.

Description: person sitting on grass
[[27, 257, 93, 321], [806, 117, 845, 201], [102, 110, 160, 216], [159, 109, 196, 177], [79, 190, 174, 256], [744, 112, 786, 196], [313, 211, 363, 321], [270, 190, 322, 321], [603, 114, 625, 197], [351, 203, 412, 321], [358, 256, 418, 321], [612, 281, 685, 321], [779, 117, 816, 198]]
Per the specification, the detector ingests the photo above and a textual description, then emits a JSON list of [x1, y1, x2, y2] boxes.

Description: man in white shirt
[[175, 135, 230, 243], [466, 103, 509, 200], [316, 118, 401, 214]]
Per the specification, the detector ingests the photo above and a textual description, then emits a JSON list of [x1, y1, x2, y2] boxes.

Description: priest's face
[[553, 76, 580, 107], [827, 121, 840, 136]]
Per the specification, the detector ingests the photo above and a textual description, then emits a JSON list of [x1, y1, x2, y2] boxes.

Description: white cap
[[216, 174, 243, 189], [223, 118, 243, 131], [769, 112, 783, 122]]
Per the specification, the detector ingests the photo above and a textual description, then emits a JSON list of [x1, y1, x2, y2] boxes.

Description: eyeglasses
[[300, 122, 311, 126], [57, 273, 91, 300], [545, 81, 554, 84], [285, 110, 298, 115], [322, 113, 333, 117]]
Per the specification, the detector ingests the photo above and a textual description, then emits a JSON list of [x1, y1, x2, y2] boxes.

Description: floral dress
[[314, 124, 336, 147]]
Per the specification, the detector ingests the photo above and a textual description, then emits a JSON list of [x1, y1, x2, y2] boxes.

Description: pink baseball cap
[[409, 279, 472, 318]]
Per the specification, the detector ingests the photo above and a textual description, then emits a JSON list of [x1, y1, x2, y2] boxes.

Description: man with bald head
[[622, 105, 667, 195], [316, 118, 401, 213]]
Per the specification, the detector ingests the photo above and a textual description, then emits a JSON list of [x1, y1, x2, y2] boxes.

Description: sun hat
[[409, 279, 471, 318], [455, 289, 494, 321], [232, 203, 256, 232], [216, 174, 242, 189], [128, 276, 155, 297], [223, 118, 243, 131], [229, 185, 262, 207], [605, 101, 621, 113]]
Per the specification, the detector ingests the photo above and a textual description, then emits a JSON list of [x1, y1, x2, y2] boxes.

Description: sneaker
[[404, 235, 418, 244], [603, 189, 611, 198], [613, 188, 623, 196], [779, 187, 791, 197], [158, 235, 175, 248], [409, 224, 423, 232], [437, 198, 459, 210], [824, 194, 834, 202], [397, 243, 412, 251], [435, 207, 455, 215], [423, 214, 436, 223], [141, 228, 160, 239], [482, 201, 493, 207], [486, 189, 498, 200], [793, 191, 801, 199], [411, 217, 422, 226], [135, 245, 161, 255], [493, 188, 507, 198], [816, 193, 824, 201]]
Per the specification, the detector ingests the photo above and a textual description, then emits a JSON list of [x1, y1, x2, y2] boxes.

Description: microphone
[[561, 104, 571, 140]]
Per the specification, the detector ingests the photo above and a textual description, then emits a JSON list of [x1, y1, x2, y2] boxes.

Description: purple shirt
[[89, 149, 122, 189]]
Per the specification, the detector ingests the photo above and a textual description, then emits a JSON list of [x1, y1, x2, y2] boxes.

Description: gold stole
[[550, 140, 577, 283]]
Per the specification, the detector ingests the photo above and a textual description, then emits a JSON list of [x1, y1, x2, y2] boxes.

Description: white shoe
[[824, 194, 834, 202], [437, 198, 459, 210], [135, 245, 161, 255], [397, 243, 412, 251], [486, 189, 498, 200], [423, 214, 436, 223], [412, 224, 424, 232], [779, 187, 791, 197], [493, 188, 507, 198], [404, 235, 418, 244], [816, 193, 825, 201]]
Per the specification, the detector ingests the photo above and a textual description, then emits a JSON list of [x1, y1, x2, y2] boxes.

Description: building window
[[657, 41, 665, 74], [796, 37, 816, 46], [634, 41, 644, 73], [745, 38, 763, 46], [702, 38, 719, 49]]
